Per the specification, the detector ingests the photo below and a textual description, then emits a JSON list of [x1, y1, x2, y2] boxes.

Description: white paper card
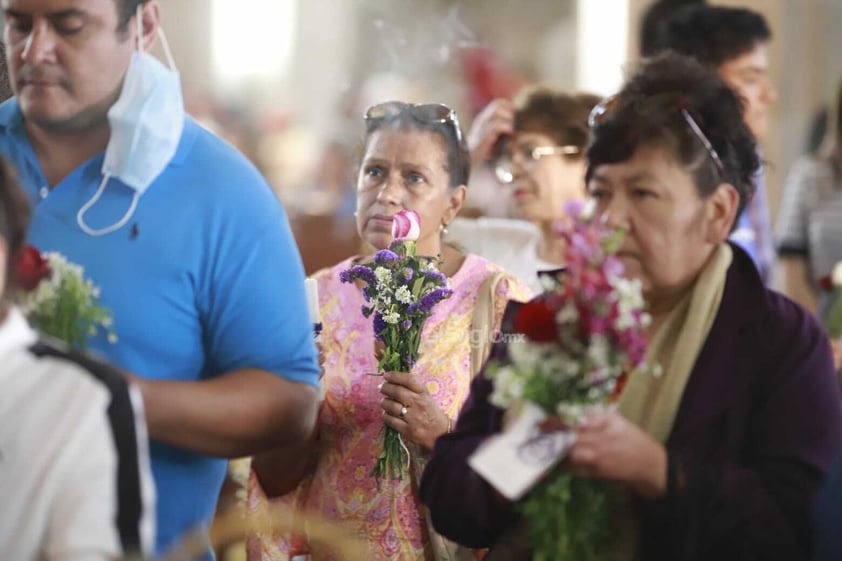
[[468, 402, 575, 501]]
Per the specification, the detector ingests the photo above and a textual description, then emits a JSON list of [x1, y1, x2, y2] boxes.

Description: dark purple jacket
[[420, 245, 842, 561]]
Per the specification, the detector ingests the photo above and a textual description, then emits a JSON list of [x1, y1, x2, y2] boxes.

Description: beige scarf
[[619, 243, 733, 441], [611, 243, 733, 560]]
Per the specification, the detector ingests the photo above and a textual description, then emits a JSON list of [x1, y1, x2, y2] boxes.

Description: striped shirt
[[776, 156, 842, 314], [0, 306, 155, 561]]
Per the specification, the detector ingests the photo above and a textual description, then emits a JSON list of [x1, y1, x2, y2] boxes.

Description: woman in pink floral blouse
[[247, 102, 530, 561]]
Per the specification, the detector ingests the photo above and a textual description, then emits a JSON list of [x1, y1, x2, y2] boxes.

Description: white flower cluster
[[369, 265, 432, 325], [18, 252, 117, 345], [610, 276, 651, 331], [490, 334, 626, 424], [395, 285, 412, 305], [18, 253, 90, 316]]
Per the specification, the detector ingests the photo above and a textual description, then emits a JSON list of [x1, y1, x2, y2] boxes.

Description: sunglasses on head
[[364, 101, 464, 143], [588, 93, 725, 177]]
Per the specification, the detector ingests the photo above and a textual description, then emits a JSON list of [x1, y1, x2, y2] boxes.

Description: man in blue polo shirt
[[0, 0, 320, 557]]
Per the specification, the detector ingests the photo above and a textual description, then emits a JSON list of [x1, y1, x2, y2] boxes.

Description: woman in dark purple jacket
[[420, 53, 842, 561]]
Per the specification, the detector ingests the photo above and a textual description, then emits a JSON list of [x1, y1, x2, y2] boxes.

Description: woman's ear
[[442, 185, 467, 226], [705, 182, 740, 244]]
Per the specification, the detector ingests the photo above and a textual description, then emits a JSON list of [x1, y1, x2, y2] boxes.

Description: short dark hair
[[0, 158, 32, 291], [114, 0, 149, 33], [586, 52, 760, 223], [0, 43, 13, 102], [823, 79, 842, 177], [639, 0, 707, 57], [362, 104, 471, 189], [656, 5, 771, 67], [513, 88, 601, 154]]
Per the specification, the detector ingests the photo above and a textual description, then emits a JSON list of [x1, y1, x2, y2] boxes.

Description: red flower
[[513, 298, 558, 343], [819, 275, 834, 292], [14, 245, 50, 291]]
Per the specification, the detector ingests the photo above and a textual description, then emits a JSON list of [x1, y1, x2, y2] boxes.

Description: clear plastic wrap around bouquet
[[14, 245, 116, 349], [340, 210, 452, 483], [486, 201, 651, 561]]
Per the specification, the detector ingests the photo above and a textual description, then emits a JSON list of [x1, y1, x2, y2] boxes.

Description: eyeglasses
[[364, 101, 464, 143], [493, 142, 581, 184], [588, 93, 725, 177]]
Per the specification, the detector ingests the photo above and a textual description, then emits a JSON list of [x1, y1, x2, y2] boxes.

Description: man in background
[[654, 4, 778, 283], [0, 0, 320, 558]]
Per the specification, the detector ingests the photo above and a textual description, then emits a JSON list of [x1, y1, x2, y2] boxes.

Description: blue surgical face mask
[[77, 9, 184, 237]]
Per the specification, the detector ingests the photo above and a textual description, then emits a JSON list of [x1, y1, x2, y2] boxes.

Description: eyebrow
[[736, 66, 767, 77], [4, 8, 87, 20], [400, 162, 435, 176], [589, 170, 663, 187], [624, 172, 662, 184], [362, 157, 435, 176]]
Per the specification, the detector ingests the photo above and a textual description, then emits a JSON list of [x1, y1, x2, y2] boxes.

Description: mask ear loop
[[156, 28, 177, 69], [136, 4, 143, 51], [136, 4, 177, 69], [77, 174, 140, 237]]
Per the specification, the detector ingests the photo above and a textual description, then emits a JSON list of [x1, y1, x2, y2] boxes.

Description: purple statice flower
[[414, 287, 453, 314], [403, 268, 414, 282], [341, 264, 378, 287], [372, 312, 387, 337], [420, 268, 447, 285], [401, 319, 412, 330], [374, 249, 401, 265]]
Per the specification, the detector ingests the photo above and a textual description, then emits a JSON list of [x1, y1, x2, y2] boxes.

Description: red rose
[[14, 245, 50, 291], [513, 298, 558, 343]]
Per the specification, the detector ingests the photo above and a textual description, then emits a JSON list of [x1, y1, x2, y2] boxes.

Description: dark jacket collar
[[668, 242, 771, 442]]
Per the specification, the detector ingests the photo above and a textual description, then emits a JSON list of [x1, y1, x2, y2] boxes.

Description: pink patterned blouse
[[247, 254, 530, 561]]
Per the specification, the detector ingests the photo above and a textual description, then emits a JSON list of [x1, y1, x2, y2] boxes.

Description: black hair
[[362, 105, 471, 189], [656, 5, 771, 67], [639, 0, 706, 57], [0, 159, 32, 290], [821, 79, 842, 178], [0, 43, 12, 103], [513, 88, 601, 153], [586, 52, 759, 223]]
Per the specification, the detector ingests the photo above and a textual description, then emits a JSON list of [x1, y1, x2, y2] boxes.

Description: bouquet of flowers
[[821, 262, 842, 339], [339, 210, 453, 483], [485, 201, 651, 561], [14, 245, 116, 349]]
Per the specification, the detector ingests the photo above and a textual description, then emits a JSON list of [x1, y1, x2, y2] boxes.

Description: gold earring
[[440, 223, 449, 236]]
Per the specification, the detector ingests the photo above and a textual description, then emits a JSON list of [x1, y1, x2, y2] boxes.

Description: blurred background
[[150, 0, 842, 274]]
